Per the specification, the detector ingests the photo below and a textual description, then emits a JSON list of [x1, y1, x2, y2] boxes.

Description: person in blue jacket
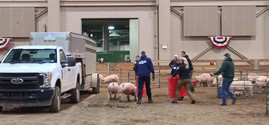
[[134, 51, 155, 104]]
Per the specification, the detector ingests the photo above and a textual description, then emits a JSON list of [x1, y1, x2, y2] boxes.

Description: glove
[[152, 74, 155, 81], [210, 73, 214, 76]]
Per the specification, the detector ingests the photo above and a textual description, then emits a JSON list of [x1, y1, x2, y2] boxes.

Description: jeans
[[222, 78, 236, 104], [138, 76, 152, 99]]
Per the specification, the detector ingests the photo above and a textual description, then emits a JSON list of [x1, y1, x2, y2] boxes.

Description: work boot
[[148, 97, 153, 103], [137, 97, 142, 104], [220, 104, 227, 106], [171, 99, 178, 104]]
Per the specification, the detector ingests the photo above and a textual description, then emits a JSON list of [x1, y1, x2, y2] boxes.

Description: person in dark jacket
[[135, 51, 155, 104], [171, 58, 196, 104], [169, 55, 178, 68], [181, 51, 195, 92], [211, 53, 236, 106], [133, 55, 139, 75], [170, 62, 187, 101]]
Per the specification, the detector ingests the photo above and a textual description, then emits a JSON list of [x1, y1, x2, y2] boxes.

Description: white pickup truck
[[0, 32, 99, 112]]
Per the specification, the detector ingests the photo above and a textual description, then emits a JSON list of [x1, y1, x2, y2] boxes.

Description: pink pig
[[195, 73, 213, 87], [103, 74, 119, 84], [107, 82, 119, 100], [118, 83, 137, 102]]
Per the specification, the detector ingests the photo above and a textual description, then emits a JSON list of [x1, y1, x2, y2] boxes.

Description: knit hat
[[224, 53, 230, 57]]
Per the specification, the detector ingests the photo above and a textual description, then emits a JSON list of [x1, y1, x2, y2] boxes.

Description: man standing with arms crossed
[[135, 51, 155, 104], [211, 53, 236, 106]]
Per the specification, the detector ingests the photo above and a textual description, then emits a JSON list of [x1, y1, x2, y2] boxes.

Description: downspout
[[156, 0, 160, 61]]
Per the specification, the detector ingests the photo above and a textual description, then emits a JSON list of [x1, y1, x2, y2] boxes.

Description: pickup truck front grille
[[0, 73, 44, 89]]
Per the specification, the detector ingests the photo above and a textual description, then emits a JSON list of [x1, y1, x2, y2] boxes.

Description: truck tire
[[49, 86, 61, 113], [70, 80, 80, 103], [92, 82, 100, 94]]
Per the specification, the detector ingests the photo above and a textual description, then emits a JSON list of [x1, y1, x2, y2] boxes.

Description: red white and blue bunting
[[0, 38, 11, 50], [209, 36, 232, 48]]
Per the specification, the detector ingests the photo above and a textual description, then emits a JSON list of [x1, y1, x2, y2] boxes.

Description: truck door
[[59, 49, 71, 92]]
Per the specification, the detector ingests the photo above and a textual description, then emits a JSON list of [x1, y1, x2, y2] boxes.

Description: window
[[3, 49, 57, 63]]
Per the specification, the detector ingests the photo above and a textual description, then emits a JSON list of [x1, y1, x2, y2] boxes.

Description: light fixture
[[108, 26, 115, 30]]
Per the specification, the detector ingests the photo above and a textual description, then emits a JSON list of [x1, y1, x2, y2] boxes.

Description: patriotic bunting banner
[[0, 38, 11, 50], [209, 36, 232, 48]]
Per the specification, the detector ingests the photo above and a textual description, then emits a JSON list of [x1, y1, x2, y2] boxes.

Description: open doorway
[[82, 19, 138, 63]]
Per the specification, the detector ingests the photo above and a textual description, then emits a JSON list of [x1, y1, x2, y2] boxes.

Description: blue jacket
[[135, 55, 154, 77]]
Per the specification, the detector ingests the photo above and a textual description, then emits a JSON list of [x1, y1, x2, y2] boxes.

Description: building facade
[[0, 0, 269, 62]]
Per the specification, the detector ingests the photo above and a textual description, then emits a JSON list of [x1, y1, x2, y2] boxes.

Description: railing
[[98, 60, 269, 114], [266, 81, 269, 114]]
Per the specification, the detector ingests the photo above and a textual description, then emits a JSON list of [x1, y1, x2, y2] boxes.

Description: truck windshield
[[3, 49, 57, 64]]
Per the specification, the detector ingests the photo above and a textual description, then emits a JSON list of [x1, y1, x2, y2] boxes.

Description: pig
[[247, 73, 259, 83], [229, 81, 253, 97], [107, 82, 119, 100], [195, 73, 214, 87], [118, 83, 137, 102], [103, 74, 119, 84], [98, 74, 104, 86], [99, 74, 104, 82], [255, 76, 268, 88], [233, 77, 240, 81], [212, 75, 223, 87]]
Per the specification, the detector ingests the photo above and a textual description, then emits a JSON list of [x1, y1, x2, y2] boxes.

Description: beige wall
[[0, 0, 269, 61], [170, 7, 267, 60], [60, 7, 157, 60], [36, 8, 48, 32]]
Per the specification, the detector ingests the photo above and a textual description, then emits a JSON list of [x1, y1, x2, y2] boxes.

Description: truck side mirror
[[61, 61, 68, 68], [67, 56, 76, 67]]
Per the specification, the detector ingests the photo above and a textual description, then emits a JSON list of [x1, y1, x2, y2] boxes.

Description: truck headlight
[[40, 73, 52, 88]]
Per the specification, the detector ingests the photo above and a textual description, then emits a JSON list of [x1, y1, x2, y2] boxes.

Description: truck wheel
[[92, 82, 100, 94], [49, 86, 61, 113], [70, 80, 80, 103]]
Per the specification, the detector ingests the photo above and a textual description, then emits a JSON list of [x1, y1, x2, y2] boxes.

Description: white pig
[[229, 81, 253, 97], [212, 75, 223, 87], [118, 83, 137, 102], [195, 73, 214, 87], [107, 82, 119, 100], [99, 74, 104, 86], [248, 73, 259, 83], [99, 74, 104, 82], [255, 76, 268, 88], [103, 74, 119, 84]]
